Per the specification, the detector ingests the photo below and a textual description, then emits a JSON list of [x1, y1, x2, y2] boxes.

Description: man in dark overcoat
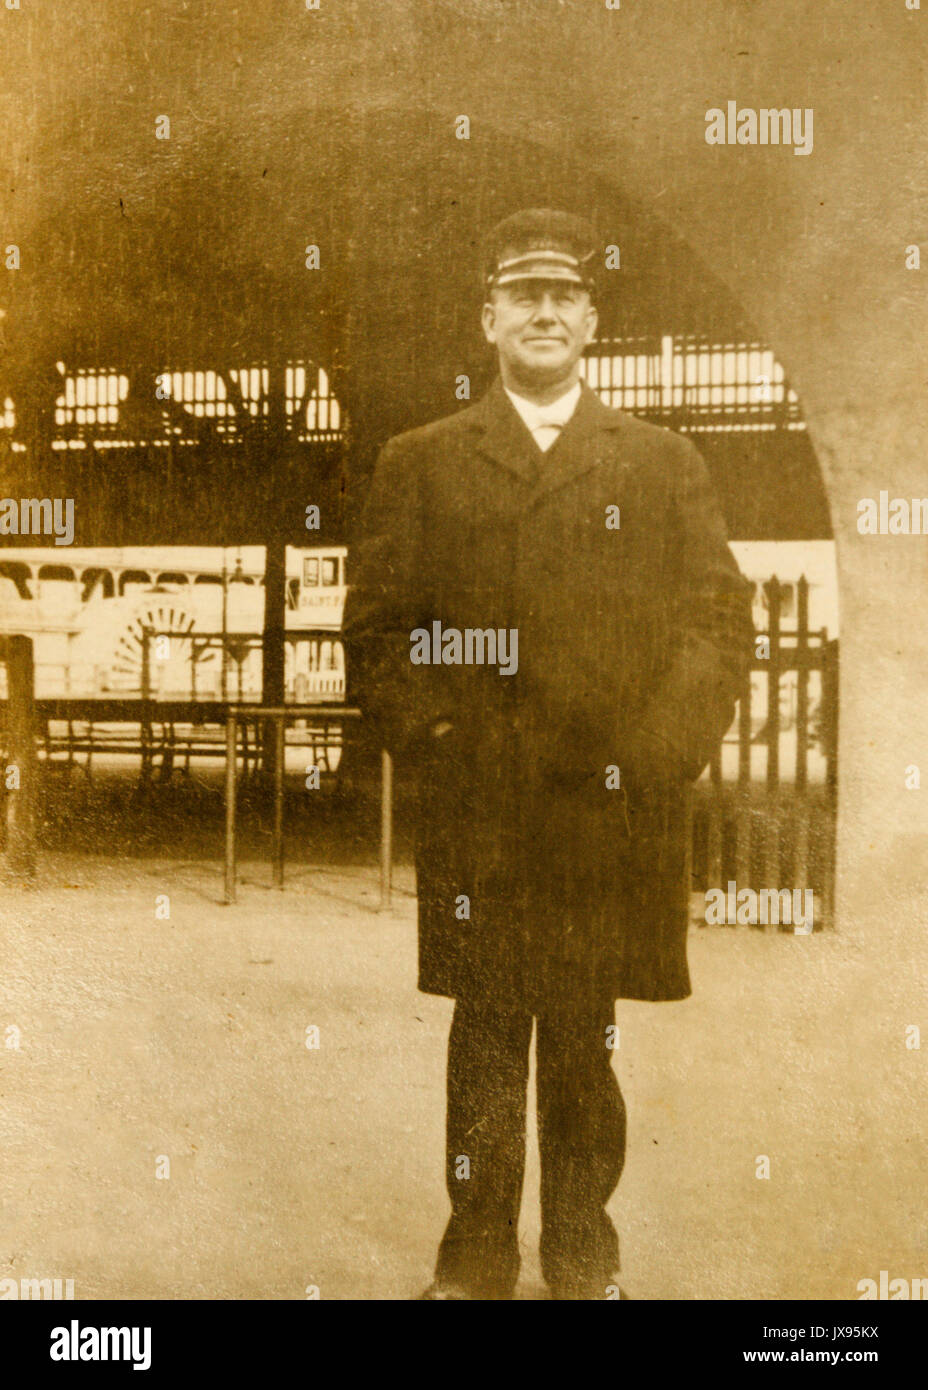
[[342, 209, 754, 1299]]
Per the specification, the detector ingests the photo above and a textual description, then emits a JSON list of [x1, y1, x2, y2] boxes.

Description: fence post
[[734, 662, 753, 891], [793, 577, 812, 924], [272, 715, 285, 888], [2, 635, 38, 883], [794, 577, 810, 794], [224, 711, 238, 905], [140, 626, 153, 785], [379, 748, 393, 911], [763, 580, 782, 918], [821, 638, 840, 927], [766, 578, 782, 789]]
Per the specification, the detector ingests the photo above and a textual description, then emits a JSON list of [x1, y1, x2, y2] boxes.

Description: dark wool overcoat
[[343, 379, 754, 1008]]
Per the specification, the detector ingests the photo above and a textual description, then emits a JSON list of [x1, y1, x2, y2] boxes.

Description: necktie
[[533, 419, 563, 452]]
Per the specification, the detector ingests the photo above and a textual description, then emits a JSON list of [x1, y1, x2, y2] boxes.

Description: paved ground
[[2, 850, 927, 1301]]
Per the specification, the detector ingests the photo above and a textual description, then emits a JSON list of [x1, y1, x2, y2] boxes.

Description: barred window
[[38, 360, 343, 447], [583, 334, 803, 432]]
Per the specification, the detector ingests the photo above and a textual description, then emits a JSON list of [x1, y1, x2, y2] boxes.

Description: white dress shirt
[[504, 381, 582, 453]]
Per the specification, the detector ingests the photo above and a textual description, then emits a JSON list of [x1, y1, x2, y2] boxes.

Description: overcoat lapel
[[531, 382, 627, 502], [471, 377, 629, 499], [472, 378, 538, 482]]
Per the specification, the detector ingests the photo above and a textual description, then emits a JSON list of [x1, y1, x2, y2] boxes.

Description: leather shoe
[[548, 1278, 630, 1300], [418, 1281, 472, 1300]]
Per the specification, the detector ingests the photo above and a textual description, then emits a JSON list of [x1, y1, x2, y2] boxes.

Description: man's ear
[[584, 303, 599, 347], [481, 300, 498, 346]]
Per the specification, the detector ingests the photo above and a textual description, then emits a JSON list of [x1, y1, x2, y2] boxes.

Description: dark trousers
[[434, 999, 626, 1298]]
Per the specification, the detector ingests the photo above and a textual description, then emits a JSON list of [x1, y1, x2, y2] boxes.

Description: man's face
[[481, 280, 598, 389]]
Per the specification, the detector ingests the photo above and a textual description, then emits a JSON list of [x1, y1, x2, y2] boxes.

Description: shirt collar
[[503, 380, 582, 431]]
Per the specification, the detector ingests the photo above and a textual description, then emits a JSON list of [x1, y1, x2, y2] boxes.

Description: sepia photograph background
[[1, 0, 926, 1301]]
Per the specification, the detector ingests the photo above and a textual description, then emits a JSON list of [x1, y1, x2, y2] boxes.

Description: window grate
[[43, 361, 343, 447], [583, 334, 804, 432]]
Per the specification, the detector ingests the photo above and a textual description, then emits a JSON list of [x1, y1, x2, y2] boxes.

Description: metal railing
[[0, 635, 37, 881], [691, 575, 838, 927], [140, 626, 346, 705], [222, 704, 395, 913]]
